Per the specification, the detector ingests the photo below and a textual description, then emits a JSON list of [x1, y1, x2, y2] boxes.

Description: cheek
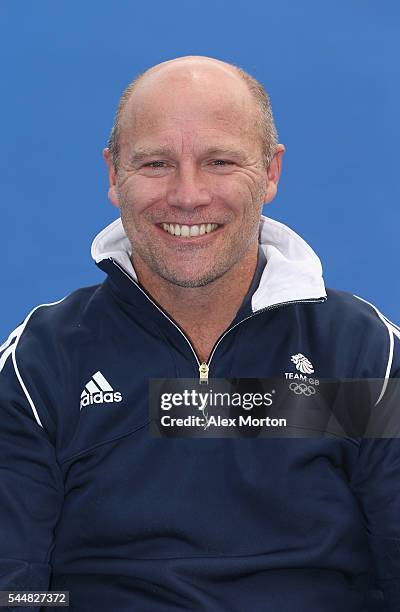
[[219, 182, 262, 220], [118, 179, 160, 216], [220, 172, 265, 203]]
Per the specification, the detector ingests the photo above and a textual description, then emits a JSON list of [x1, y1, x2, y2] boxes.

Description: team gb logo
[[290, 353, 314, 374]]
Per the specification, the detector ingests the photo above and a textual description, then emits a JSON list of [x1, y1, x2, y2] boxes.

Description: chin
[[158, 265, 229, 288]]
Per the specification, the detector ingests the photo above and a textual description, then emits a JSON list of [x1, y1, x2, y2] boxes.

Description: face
[[105, 63, 284, 288]]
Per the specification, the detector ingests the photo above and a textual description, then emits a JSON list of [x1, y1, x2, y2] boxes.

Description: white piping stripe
[[389, 325, 400, 341], [93, 371, 113, 392], [384, 318, 400, 340], [353, 295, 395, 405], [0, 323, 23, 353], [6, 297, 67, 428], [383, 315, 400, 333], [0, 345, 14, 372], [375, 329, 393, 406], [12, 349, 44, 428], [86, 380, 101, 394]]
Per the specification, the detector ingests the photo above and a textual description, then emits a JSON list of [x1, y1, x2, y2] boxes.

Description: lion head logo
[[290, 353, 314, 374]]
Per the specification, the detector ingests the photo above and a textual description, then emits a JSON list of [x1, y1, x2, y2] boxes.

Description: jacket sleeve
[[350, 333, 400, 610], [0, 339, 64, 606]]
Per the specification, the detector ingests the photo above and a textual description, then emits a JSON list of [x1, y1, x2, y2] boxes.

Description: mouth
[[159, 223, 220, 238]]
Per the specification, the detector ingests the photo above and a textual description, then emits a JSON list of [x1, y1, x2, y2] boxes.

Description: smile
[[160, 223, 220, 237]]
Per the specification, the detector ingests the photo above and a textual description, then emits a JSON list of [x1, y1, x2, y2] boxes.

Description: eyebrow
[[129, 147, 174, 164], [202, 147, 247, 161], [129, 146, 247, 165]]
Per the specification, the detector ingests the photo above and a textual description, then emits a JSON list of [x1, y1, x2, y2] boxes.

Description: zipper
[[198, 362, 209, 384], [109, 258, 326, 383]]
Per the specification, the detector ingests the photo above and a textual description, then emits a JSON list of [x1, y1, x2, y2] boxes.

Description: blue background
[[1, 1, 399, 339]]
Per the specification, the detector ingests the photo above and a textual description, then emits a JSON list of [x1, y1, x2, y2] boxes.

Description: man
[[0, 55, 399, 611]]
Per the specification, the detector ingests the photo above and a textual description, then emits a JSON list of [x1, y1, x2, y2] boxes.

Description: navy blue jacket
[[1, 216, 399, 611]]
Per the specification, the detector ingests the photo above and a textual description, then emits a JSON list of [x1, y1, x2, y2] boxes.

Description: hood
[[91, 215, 327, 312]]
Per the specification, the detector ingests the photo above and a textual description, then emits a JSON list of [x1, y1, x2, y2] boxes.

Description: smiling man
[[103, 57, 284, 363], [1, 56, 400, 612]]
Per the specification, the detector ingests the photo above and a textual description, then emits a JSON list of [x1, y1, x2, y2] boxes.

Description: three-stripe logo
[[80, 371, 122, 410]]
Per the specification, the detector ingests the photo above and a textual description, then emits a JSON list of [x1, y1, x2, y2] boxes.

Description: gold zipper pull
[[199, 362, 209, 384]]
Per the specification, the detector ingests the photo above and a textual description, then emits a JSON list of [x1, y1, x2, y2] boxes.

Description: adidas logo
[[80, 371, 122, 410]]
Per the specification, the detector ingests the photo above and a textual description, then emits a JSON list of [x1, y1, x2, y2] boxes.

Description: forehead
[[119, 66, 259, 149]]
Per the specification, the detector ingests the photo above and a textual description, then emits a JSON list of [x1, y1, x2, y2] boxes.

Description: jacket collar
[[91, 215, 327, 312]]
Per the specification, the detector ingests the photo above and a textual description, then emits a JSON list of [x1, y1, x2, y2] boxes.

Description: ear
[[264, 144, 285, 205], [103, 148, 120, 208]]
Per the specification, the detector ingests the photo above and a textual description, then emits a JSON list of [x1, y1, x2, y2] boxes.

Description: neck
[[132, 244, 259, 362]]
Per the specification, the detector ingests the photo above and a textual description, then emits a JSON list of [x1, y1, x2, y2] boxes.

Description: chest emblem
[[290, 353, 314, 374], [80, 371, 122, 409]]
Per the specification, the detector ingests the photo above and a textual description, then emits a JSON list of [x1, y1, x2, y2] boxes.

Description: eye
[[211, 159, 234, 166], [142, 161, 167, 168]]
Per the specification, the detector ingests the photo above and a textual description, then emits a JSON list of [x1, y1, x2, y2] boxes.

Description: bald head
[[135, 55, 244, 82], [107, 56, 278, 172]]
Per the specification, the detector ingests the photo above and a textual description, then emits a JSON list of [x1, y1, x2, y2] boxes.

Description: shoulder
[[0, 283, 105, 430], [321, 288, 400, 378], [323, 287, 399, 335], [0, 281, 111, 364], [20, 283, 103, 332]]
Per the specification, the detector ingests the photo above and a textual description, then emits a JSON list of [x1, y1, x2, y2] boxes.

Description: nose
[[166, 161, 212, 210]]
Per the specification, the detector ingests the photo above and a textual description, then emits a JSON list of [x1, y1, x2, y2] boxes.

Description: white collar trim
[[254, 216, 326, 310], [91, 215, 326, 311]]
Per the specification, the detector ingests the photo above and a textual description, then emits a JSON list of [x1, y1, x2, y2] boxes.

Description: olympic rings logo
[[289, 382, 316, 396]]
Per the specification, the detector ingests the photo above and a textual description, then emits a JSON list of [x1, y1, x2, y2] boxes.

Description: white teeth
[[161, 223, 219, 237]]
